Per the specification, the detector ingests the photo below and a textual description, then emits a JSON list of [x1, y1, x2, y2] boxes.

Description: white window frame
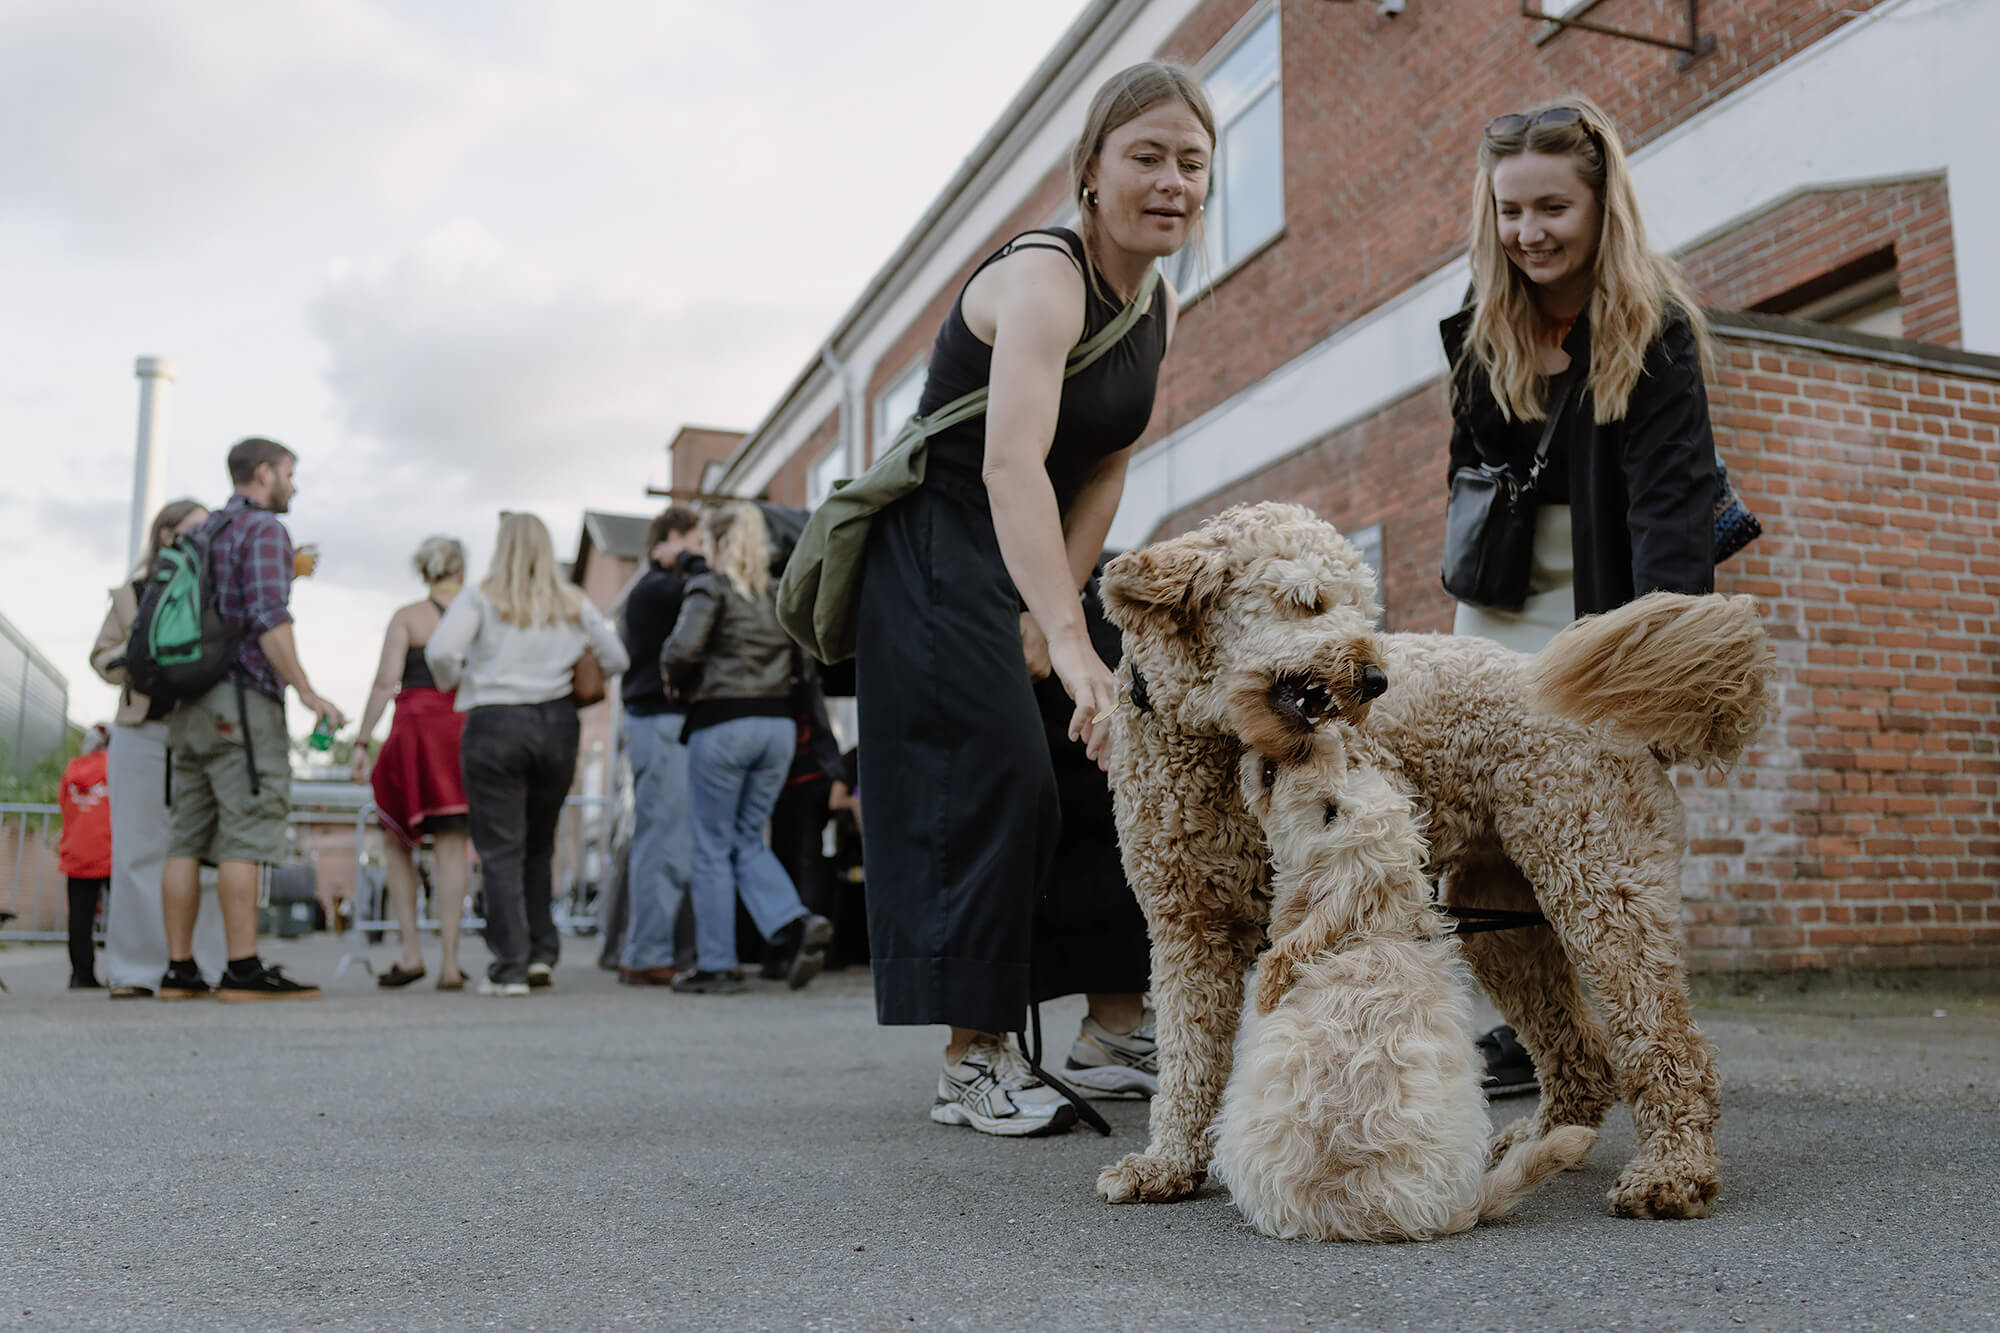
[[1347, 522, 1388, 628], [805, 442, 846, 510], [872, 359, 928, 460], [1167, 2, 1285, 303]]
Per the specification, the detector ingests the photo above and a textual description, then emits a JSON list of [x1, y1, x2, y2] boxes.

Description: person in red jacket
[[59, 725, 114, 989]]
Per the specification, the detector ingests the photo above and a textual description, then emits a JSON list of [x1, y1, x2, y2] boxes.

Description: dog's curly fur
[[1213, 712, 1595, 1241], [1093, 502, 1772, 1221]]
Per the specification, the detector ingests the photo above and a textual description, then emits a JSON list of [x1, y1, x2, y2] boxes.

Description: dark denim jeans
[[462, 699, 579, 984]]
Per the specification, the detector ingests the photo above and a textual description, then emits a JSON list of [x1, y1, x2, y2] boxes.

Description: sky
[[1, 0, 1086, 738]]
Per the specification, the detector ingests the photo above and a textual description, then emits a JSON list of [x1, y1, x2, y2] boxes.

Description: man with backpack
[[147, 437, 345, 1001]]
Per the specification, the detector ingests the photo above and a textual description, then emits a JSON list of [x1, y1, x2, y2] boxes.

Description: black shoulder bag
[[1440, 377, 1576, 612]]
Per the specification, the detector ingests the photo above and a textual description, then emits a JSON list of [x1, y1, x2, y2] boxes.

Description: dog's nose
[[1360, 664, 1389, 700]]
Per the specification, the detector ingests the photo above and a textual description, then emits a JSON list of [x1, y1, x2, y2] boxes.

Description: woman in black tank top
[[856, 64, 1217, 1138], [350, 537, 475, 989]]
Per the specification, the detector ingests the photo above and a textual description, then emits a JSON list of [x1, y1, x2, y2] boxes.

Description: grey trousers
[[105, 721, 225, 986]]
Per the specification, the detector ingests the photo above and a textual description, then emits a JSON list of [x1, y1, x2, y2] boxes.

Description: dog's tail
[[1476, 1126, 1597, 1221], [1530, 592, 1773, 769]]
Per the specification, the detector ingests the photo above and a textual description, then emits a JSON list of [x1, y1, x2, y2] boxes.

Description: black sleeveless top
[[400, 599, 447, 690], [919, 228, 1168, 511]]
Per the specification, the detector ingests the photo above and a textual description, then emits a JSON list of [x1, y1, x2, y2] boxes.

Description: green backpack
[[126, 510, 246, 704], [778, 261, 1159, 664]]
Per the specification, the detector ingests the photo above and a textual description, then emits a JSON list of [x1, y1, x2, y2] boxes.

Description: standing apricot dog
[[1094, 503, 1769, 1220]]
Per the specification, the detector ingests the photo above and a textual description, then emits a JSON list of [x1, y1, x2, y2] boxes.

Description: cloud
[[297, 221, 828, 594]]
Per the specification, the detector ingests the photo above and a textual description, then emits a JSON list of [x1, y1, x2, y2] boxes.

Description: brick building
[[697, 0, 1998, 972]]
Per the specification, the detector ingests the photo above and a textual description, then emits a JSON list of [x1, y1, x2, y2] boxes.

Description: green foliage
[[0, 732, 81, 807]]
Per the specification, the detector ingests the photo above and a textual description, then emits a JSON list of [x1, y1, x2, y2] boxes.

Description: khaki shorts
[[166, 681, 292, 866]]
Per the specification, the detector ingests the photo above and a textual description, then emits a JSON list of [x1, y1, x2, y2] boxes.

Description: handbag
[[777, 259, 1162, 664], [572, 646, 606, 707], [1712, 462, 1762, 563], [1440, 379, 1576, 611]]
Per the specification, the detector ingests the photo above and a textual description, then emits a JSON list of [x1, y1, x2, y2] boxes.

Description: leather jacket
[[660, 571, 795, 704]]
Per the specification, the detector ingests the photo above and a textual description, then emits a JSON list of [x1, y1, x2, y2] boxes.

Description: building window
[[1166, 8, 1284, 297], [1347, 523, 1387, 628], [806, 442, 845, 510], [1760, 258, 1903, 339], [873, 360, 928, 459]]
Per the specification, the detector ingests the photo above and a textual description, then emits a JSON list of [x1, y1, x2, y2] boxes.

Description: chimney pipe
[[130, 356, 175, 571]]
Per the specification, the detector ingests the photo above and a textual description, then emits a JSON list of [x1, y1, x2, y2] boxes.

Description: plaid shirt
[[206, 494, 294, 700]]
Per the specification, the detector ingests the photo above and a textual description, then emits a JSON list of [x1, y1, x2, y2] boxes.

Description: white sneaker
[[1063, 1009, 1158, 1098], [476, 979, 531, 997], [931, 1037, 1078, 1137]]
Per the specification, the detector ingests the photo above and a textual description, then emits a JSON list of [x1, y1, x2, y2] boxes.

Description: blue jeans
[[620, 711, 692, 971], [687, 715, 804, 973]]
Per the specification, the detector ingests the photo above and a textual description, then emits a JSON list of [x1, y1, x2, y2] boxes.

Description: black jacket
[[1442, 306, 1719, 617], [660, 571, 796, 737], [618, 551, 707, 715]]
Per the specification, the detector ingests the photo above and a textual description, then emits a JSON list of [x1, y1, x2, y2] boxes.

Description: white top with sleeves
[[426, 588, 630, 712]]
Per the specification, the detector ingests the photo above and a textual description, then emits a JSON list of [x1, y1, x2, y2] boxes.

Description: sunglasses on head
[[1484, 106, 1590, 141]]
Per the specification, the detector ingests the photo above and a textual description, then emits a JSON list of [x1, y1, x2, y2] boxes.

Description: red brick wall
[[1152, 326, 2000, 973], [1681, 176, 1962, 346], [1679, 335, 2000, 971]]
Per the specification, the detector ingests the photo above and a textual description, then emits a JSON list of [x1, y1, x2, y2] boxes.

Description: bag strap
[[881, 262, 1162, 457], [1522, 374, 1579, 492]]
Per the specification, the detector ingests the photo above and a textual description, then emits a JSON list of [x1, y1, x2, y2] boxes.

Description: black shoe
[[780, 914, 834, 991], [216, 964, 323, 1003], [671, 970, 744, 995], [158, 965, 213, 1002], [1477, 1024, 1540, 1097], [69, 975, 105, 990]]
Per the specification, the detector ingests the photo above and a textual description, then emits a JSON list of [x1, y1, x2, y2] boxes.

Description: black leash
[[1017, 1003, 1112, 1136], [1436, 904, 1549, 934]]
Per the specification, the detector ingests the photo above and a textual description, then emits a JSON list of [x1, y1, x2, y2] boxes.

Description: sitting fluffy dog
[[1212, 689, 1594, 1242], [1093, 503, 1771, 1220]]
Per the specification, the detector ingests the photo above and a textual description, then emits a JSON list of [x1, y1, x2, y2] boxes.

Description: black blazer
[[1442, 306, 1719, 617]]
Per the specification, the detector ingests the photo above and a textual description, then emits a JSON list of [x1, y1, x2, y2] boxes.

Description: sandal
[[378, 963, 427, 989], [436, 972, 466, 992]]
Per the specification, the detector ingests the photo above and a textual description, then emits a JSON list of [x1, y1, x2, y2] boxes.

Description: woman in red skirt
[[351, 536, 474, 989]]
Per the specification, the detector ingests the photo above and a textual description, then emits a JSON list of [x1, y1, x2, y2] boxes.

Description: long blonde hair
[[481, 512, 581, 628], [704, 503, 771, 602], [1070, 62, 1217, 295], [1465, 92, 1710, 425]]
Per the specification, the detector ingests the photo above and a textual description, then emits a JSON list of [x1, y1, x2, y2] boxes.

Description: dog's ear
[[1100, 539, 1228, 636]]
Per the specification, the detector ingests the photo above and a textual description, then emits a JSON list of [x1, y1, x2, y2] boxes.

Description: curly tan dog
[[1093, 502, 1770, 1220], [1214, 696, 1595, 1241]]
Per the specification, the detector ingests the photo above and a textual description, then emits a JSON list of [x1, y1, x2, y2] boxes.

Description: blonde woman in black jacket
[[661, 503, 831, 994], [1445, 92, 1719, 653]]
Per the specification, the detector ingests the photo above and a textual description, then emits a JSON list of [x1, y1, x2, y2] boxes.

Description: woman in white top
[[427, 513, 629, 996]]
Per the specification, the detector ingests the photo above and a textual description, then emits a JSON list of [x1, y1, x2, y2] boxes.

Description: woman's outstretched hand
[[1048, 631, 1119, 770]]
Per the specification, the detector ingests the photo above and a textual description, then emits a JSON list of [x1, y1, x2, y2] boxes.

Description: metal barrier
[[337, 793, 611, 978], [0, 802, 64, 942]]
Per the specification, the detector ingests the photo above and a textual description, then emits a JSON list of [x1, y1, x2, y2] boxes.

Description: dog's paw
[[1486, 1115, 1538, 1165], [1097, 1152, 1204, 1204], [1607, 1157, 1720, 1220]]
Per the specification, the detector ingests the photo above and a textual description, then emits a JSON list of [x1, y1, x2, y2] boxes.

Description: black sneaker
[[157, 965, 213, 1002], [216, 964, 323, 1003], [1477, 1024, 1539, 1097], [780, 914, 833, 991], [671, 969, 744, 995]]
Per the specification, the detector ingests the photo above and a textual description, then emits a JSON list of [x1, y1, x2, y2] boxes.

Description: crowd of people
[[56, 63, 1729, 1139]]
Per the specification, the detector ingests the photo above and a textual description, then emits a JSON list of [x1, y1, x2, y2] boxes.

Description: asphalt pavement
[[3, 933, 1996, 1332]]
